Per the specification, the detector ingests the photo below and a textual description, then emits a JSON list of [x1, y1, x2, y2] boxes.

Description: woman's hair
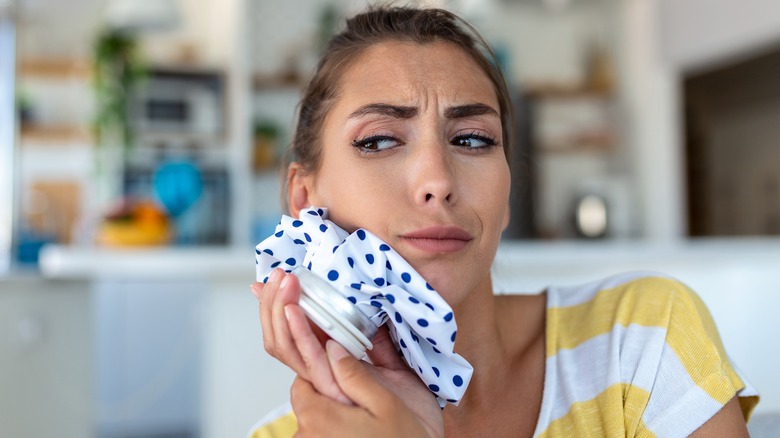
[[286, 5, 514, 177]]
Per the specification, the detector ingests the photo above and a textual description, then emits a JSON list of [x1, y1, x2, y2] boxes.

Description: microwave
[[131, 68, 224, 140]]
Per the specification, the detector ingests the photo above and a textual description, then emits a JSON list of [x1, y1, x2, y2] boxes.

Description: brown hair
[[287, 5, 514, 179]]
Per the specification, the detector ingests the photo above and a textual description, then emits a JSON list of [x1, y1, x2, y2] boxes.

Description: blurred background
[[1, 0, 779, 436]]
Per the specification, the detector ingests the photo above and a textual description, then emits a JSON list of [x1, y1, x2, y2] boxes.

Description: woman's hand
[[251, 268, 348, 403], [291, 339, 444, 438]]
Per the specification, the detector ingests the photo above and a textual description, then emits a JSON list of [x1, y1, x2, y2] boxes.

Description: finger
[[259, 269, 283, 350], [366, 326, 408, 371], [250, 282, 263, 301], [290, 376, 362, 436], [326, 340, 394, 415], [269, 272, 308, 374], [286, 304, 351, 404]]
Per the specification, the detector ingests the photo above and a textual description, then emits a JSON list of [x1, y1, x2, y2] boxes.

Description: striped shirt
[[251, 272, 759, 438]]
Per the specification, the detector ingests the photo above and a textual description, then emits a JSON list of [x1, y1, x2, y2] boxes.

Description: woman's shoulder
[[545, 270, 710, 329]]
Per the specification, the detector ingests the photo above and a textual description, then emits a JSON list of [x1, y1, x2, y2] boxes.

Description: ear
[[287, 162, 315, 218]]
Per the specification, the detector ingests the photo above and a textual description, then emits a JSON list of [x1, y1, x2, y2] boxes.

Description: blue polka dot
[[395, 313, 403, 323], [432, 367, 440, 377], [374, 278, 385, 286], [307, 261, 313, 269], [400, 339, 407, 348], [379, 244, 390, 251], [293, 239, 304, 245], [304, 233, 312, 242], [271, 261, 281, 268], [447, 399, 457, 403], [385, 260, 392, 270], [328, 270, 339, 281], [425, 282, 434, 291], [292, 220, 303, 227], [401, 272, 412, 283], [411, 333, 419, 342], [451, 331, 457, 342], [428, 384, 440, 392], [285, 269, 291, 273], [275, 230, 284, 237], [409, 296, 420, 304], [319, 224, 328, 232], [365, 254, 374, 264], [426, 337, 437, 345], [418, 366, 423, 374], [433, 347, 441, 354], [350, 283, 362, 290], [255, 248, 261, 255], [347, 257, 354, 268], [425, 303, 435, 311], [332, 245, 339, 253], [262, 249, 273, 256], [347, 296, 357, 304], [417, 318, 429, 327], [370, 301, 382, 308], [453, 375, 463, 387], [285, 257, 296, 265], [444, 312, 453, 322], [263, 276, 269, 283], [317, 208, 324, 216], [386, 294, 395, 303], [356, 229, 366, 240]]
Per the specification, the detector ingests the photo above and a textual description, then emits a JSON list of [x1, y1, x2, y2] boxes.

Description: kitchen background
[[1, 0, 780, 437]]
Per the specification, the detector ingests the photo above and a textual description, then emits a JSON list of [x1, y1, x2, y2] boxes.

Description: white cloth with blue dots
[[255, 207, 473, 407]]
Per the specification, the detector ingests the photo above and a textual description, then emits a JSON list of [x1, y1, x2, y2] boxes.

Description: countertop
[[35, 237, 780, 285]]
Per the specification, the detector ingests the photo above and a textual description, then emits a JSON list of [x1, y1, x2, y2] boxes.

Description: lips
[[400, 226, 473, 253]]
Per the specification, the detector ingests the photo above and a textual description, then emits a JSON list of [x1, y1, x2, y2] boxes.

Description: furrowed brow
[[444, 103, 499, 119], [348, 103, 418, 119]]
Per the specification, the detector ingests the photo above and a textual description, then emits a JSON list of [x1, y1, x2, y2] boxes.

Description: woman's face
[[291, 40, 510, 305]]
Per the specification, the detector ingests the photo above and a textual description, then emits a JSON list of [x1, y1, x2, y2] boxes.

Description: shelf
[[18, 58, 92, 79], [20, 125, 93, 144], [523, 82, 613, 99], [252, 71, 307, 90]]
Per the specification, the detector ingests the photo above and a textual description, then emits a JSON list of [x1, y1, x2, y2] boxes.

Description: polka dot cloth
[[255, 207, 473, 407]]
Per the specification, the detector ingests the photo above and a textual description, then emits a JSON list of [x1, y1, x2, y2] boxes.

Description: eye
[[451, 131, 498, 149], [352, 135, 402, 152]]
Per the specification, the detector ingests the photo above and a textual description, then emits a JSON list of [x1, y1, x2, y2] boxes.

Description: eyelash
[[351, 131, 500, 153]]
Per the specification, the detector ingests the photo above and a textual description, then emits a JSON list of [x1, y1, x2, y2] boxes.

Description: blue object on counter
[[153, 159, 203, 218]]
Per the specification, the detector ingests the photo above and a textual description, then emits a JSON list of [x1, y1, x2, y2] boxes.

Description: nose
[[409, 141, 457, 207]]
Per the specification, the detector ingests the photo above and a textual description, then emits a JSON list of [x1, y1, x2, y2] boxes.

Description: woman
[[250, 6, 757, 437]]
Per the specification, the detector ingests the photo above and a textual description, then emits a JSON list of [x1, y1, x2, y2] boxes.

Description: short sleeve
[[639, 277, 759, 437]]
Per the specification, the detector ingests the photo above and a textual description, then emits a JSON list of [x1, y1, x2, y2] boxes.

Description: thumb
[[326, 340, 392, 413]]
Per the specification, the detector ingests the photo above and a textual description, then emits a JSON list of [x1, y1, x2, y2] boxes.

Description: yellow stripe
[[547, 276, 757, 416], [547, 277, 677, 356], [536, 383, 655, 438], [250, 412, 297, 438]]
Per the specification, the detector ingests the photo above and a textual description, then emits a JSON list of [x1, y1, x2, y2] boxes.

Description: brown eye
[[451, 133, 497, 149], [352, 135, 401, 152]]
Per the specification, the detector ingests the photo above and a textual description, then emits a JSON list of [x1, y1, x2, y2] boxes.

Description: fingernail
[[269, 268, 283, 284], [250, 284, 261, 299], [326, 339, 350, 361], [279, 273, 290, 290], [283, 305, 292, 321]]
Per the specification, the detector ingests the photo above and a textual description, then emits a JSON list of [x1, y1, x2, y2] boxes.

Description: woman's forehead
[[335, 40, 499, 110]]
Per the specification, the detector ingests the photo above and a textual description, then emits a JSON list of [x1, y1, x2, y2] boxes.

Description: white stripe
[[534, 323, 667, 434], [550, 271, 672, 308]]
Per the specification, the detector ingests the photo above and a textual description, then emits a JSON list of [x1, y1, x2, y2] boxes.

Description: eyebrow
[[347, 103, 499, 120], [348, 104, 417, 119]]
